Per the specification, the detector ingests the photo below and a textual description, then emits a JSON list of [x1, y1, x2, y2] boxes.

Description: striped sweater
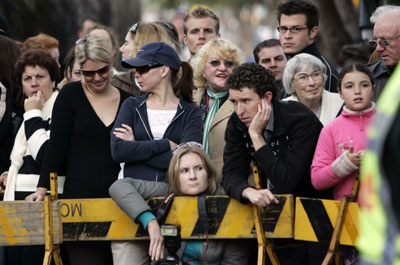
[[5, 91, 64, 200]]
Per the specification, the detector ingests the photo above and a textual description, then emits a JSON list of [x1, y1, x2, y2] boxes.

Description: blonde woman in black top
[[27, 34, 130, 265]]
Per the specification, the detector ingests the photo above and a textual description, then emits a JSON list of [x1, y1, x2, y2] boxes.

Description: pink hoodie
[[311, 104, 375, 200]]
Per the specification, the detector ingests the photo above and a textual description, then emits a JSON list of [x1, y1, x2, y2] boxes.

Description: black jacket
[[223, 99, 325, 203], [369, 59, 393, 102], [287, 42, 339, 93]]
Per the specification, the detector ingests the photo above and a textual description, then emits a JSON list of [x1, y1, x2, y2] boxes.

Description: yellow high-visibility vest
[[357, 63, 400, 264]]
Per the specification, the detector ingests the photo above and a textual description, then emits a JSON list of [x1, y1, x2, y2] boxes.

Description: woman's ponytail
[[171, 62, 195, 103]]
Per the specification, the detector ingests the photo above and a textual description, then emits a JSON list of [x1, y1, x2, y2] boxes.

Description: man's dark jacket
[[223, 99, 326, 203], [369, 59, 393, 102]]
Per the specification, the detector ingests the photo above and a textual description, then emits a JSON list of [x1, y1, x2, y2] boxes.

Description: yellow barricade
[[0, 196, 360, 247], [61, 195, 293, 241], [295, 197, 359, 246], [0, 195, 293, 245]]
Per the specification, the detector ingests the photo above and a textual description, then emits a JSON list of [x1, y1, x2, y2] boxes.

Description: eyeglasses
[[293, 71, 323, 83], [369, 36, 400, 48], [135, 63, 162, 75], [80, 65, 110, 78], [130, 22, 140, 35], [173, 141, 203, 155], [276, 26, 309, 34], [208, 60, 235, 68]]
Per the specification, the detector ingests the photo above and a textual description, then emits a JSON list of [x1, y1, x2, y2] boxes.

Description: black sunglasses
[[135, 63, 162, 75], [80, 65, 110, 77], [209, 60, 235, 68]]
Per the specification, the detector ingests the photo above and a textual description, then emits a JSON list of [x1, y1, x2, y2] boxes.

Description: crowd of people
[[0, 0, 400, 265]]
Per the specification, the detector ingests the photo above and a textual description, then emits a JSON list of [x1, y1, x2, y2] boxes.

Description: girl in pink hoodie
[[311, 62, 376, 201]]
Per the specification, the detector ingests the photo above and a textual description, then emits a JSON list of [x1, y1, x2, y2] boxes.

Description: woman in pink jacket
[[311, 62, 376, 201]]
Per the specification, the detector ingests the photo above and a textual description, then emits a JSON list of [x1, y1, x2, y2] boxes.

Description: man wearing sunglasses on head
[[277, 0, 338, 93], [368, 5, 400, 101]]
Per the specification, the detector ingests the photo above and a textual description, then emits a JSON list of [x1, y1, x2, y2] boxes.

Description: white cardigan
[[283, 90, 343, 126]]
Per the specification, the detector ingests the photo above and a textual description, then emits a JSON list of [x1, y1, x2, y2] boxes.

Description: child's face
[[339, 71, 374, 111]]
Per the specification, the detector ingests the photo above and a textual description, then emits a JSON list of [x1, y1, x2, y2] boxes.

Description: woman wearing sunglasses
[[27, 34, 130, 265], [112, 22, 181, 96], [109, 142, 248, 265], [110, 42, 202, 265], [190, 38, 243, 183]]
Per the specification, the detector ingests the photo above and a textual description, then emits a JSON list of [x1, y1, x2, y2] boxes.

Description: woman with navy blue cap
[[110, 42, 202, 265]]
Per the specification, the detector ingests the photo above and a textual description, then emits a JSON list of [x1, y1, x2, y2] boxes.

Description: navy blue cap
[[0, 15, 9, 36], [121, 42, 181, 71]]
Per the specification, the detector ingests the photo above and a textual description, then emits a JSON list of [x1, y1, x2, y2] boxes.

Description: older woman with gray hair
[[283, 53, 343, 126]]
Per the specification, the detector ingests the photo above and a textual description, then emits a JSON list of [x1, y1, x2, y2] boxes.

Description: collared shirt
[[262, 105, 274, 144], [262, 105, 274, 190]]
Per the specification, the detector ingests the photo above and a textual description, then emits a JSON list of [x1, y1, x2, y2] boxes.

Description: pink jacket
[[311, 104, 375, 200]]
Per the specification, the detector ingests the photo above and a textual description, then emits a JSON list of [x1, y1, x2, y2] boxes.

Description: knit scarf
[[4, 91, 58, 201], [202, 89, 227, 154]]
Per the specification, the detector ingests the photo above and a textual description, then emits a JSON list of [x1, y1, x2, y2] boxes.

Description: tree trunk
[[309, 0, 358, 67], [0, 0, 141, 70]]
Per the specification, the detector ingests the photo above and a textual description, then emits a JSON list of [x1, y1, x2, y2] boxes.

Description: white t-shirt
[[147, 109, 177, 140], [118, 108, 177, 179]]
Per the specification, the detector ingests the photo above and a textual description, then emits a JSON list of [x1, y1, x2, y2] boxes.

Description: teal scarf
[[202, 89, 228, 154]]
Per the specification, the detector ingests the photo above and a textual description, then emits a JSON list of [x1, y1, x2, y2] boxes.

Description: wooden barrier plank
[[60, 195, 293, 241], [294, 197, 359, 246], [0, 201, 61, 246]]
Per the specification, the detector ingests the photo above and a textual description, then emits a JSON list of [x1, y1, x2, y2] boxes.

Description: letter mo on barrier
[[60, 202, 82, 218]]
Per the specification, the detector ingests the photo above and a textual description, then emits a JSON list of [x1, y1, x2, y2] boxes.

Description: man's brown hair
[[183, 6, 220, 34]]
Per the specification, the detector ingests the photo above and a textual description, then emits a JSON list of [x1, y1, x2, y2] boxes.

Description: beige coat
[[193, 89, 234, 184]]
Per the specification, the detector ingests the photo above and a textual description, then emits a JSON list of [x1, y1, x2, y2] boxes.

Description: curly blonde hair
[[190, 38, 243, 90]]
